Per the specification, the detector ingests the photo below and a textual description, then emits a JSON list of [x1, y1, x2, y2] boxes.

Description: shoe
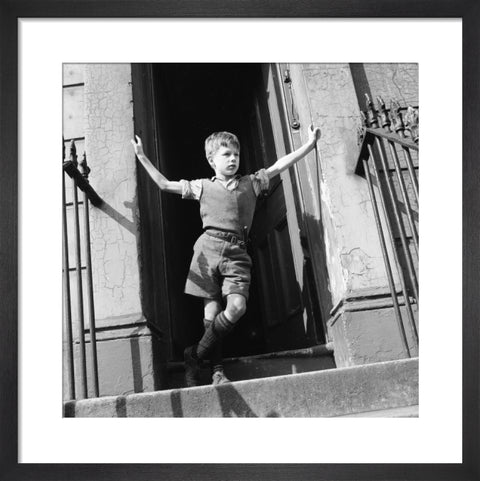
[[184, 346, 201, 387], [212, 370, 230, 385]]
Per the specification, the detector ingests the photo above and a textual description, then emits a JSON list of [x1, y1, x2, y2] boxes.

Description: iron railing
[[62, 139, 102, 399], [355, 95, 419, 357]]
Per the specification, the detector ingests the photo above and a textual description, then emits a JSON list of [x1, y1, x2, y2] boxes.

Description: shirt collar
[[210, 174, 241, 185]]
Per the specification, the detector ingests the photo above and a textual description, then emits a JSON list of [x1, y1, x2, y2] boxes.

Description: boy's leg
[[196, 294, 246, 359], [195, 243, 250, 360], [183, 298, 223, 388], [203, 299, 223, 371], [203, 299, 231, 385]]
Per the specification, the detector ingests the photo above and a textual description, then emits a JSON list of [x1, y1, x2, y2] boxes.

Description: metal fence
[[62, 139, 101, 399], [355, 95, 419, 357]]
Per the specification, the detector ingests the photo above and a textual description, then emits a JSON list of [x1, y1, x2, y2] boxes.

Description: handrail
[[63, 162, 102, 207], [364, 128, 418, 150], [356, 129, 418, 176]]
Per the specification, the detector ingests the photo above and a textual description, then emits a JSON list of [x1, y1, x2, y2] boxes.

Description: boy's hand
[[131, 135, 145, 157], [307, 124, 321, 145]]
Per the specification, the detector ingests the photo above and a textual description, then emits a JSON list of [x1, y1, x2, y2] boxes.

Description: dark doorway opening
[[152, 64, 267, 360], [145, 63, 327, 364]]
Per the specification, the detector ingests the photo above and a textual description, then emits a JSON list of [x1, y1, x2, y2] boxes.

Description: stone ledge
[[64, 357, 418, 418], [336, 404, 418, 417]]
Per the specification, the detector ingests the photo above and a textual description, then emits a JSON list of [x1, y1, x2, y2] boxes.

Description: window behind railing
[[355, 95, 419, 357], [62, 139, 102, 399]]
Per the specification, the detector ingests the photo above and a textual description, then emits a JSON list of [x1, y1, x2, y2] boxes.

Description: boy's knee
[[226, 294, 247, 320], [204, 299, 222, 320]]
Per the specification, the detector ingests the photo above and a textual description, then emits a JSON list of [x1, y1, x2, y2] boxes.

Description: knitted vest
[[199, 176, 257, 236]]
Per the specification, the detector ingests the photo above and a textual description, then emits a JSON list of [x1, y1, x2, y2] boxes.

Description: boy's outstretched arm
[[265, 124, 321, 179], [131, 135, 183, 195]]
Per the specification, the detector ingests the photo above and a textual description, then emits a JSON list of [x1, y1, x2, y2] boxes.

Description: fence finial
[[376, 96, 391, 131], [69, 140, 78, 167], [79, 152, 91, 179], [360, 110, 368, 128], [365, 94, 378, 128], [389, 99, 405, 136], [405, 105, 419, 143]]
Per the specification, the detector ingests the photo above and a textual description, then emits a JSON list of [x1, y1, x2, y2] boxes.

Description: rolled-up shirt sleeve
[[251, 168, 270, 197], [180, 179, 203, 200]]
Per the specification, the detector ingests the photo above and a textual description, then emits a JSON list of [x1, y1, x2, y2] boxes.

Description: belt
[[205, 230, 247, 248]]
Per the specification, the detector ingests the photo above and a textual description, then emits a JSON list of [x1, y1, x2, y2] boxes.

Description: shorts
[[184, 232, 252, 301]]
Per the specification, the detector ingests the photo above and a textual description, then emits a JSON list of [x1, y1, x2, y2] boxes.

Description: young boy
[[131, 124, 321, 387]]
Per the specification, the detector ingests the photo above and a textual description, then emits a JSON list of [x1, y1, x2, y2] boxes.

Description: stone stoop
[[64, 357, 418, 418], [167, 344, 336, 389]]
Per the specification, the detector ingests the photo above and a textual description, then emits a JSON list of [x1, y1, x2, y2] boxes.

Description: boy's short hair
[[204, 132, 240, 160]]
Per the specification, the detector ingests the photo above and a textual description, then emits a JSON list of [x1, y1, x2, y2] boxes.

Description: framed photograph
[[2, 1, 478, 480]]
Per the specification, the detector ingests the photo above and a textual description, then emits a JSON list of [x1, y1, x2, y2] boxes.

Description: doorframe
[[265, 63, 332, 342], [131, 63, 174, 361], [261, 65, 305, 292]]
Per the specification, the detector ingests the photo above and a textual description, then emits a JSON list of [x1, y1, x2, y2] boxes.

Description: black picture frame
[[1, 1, 478, 480]]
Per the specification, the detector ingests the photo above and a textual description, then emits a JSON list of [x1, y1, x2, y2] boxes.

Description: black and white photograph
[[62, 62, 419, 418], [3, 10, 476, 480]]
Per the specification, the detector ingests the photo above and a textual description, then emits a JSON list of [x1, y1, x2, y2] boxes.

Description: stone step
[[64, 357, 418, 418], [167, 344, 336, 388]]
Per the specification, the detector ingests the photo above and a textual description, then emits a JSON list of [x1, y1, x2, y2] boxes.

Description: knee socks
[[203, 318, 223, 371], [196, 311, 236, 360]]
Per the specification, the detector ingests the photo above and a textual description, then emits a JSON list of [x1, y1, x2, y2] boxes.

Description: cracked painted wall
[[290, 64, 385, 305], [362, 63, 418, 106], [289, 63, 418, 306], [84, 64, 142, 321]]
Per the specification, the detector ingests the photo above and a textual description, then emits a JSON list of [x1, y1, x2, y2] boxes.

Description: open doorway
[[138, 63, 324, 362]]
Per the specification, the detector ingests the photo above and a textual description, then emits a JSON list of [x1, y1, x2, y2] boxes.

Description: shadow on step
[[169, 382, 281, 418]]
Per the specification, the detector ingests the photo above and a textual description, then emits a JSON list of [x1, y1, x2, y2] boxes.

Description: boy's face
[[209, 144, 240, 179]]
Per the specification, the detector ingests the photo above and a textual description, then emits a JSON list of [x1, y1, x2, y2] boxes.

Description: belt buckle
[[231, 235, 237, 245]]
